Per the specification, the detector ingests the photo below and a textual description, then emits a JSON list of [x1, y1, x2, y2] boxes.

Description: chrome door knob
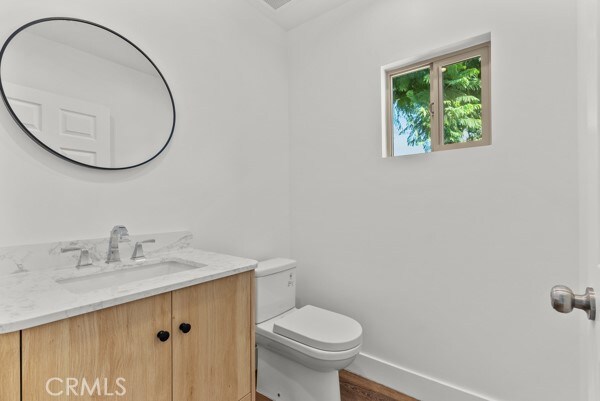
[[550, 285, 596, 320]]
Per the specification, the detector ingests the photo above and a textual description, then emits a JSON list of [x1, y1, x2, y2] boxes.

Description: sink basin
[[56, 261, 207, 294]]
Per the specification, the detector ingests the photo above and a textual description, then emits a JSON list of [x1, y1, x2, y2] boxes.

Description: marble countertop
[[0, 247, 257, 334]]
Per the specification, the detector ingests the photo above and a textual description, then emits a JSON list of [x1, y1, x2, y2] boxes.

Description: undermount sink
[[56, 261, 207, 294]]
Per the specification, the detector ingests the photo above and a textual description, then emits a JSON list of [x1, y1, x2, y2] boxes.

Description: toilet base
[[257, 346, 341, 401]]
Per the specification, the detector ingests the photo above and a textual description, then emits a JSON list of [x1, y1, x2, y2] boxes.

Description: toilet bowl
[[255, 258, 363, 401]]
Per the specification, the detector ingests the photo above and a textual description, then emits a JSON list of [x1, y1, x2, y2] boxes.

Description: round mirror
[[0, 18, 175, 170]]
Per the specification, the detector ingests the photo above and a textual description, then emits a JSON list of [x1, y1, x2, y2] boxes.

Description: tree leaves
[[392, 68, 431, 150], [392, 56, 482, 151], [442, 57, 482, 144]]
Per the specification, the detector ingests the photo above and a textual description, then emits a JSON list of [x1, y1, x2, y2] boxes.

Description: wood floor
[[256, 392, 270, 401], [339, 370, 418, 401], [256, 370, 418, 401]]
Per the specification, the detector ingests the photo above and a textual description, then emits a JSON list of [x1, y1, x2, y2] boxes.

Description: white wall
[[0, 0, 290, 260], [288, 1, 580, 400]]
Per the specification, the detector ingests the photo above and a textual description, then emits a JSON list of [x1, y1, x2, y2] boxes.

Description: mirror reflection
[[0, 18, 175, 169]]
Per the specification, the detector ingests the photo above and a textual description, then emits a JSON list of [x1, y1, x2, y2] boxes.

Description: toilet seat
[[273, 305, 362, 352], [256, 308, 362, 363]]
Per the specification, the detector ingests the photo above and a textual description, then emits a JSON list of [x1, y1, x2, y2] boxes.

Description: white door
[[563, 1, 600, 400], [4, 82, 111, 167]]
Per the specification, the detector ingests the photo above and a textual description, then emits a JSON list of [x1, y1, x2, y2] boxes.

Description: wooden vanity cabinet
[[0, 331, 20, 401], [17, 271, 255, 401]]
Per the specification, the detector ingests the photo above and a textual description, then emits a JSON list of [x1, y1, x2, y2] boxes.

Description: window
[[384, 42, 491, 157]]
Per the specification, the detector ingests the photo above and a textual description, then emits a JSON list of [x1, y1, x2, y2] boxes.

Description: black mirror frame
[[0, 17, 176, 170]]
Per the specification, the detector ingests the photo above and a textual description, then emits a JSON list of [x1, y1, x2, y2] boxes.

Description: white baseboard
[[346, 353, 499, 401]]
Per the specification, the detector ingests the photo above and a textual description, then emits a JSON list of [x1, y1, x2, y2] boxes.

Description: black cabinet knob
[[157, 330, 170, 342], [179, 323, 192, 334]]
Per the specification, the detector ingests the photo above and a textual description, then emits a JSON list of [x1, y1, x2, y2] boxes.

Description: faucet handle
[[61, 247, 93, 268], [131, 239, 156, 261]]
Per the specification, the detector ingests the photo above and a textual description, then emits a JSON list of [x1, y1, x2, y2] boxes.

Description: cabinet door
[[0, 332, 20, 401], [173, 272, 253, 401], [22, 293, 172, 401]]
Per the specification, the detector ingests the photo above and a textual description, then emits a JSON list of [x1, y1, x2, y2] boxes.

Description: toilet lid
[[273, 305, 362, 352]]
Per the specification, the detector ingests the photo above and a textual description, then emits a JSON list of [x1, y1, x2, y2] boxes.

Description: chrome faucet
[[106, 225, 130, 263]]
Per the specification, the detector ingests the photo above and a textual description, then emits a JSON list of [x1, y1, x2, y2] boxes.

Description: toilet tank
[[255, 258, 297, 324]]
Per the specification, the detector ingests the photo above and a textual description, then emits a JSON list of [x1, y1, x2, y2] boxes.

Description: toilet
[[255, 258, 363, 401]]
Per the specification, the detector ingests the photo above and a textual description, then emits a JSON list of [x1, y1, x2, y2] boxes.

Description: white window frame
[[382, 37, 491, 157]]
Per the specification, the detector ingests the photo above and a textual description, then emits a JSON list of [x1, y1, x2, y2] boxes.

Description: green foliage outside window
[[392, 56, 482, 152]]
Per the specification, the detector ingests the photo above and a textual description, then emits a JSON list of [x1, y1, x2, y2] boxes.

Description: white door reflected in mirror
[[0, 18, 175, 169]]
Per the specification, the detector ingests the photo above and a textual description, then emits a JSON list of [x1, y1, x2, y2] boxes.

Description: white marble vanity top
[[0, 232, 257, 334]]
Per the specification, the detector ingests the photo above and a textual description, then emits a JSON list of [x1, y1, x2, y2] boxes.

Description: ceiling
[[246, 0, 354, 30]]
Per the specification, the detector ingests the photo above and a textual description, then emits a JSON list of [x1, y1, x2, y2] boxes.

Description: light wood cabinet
[[22, 293, 172, 401], [173, 272, 252, 401], [14, 271, 254, 401], [240, 394, 253, 401], [0, 331, 20, 401]]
